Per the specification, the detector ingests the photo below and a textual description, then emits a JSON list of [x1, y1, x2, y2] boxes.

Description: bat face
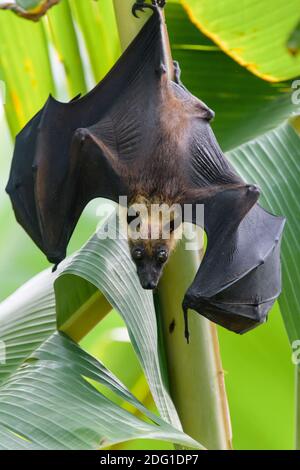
[[129, 239, 170, 290], [127, 200, 180, 289]]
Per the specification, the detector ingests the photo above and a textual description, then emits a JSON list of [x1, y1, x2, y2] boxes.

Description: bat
[[6, 1, 285, 341]]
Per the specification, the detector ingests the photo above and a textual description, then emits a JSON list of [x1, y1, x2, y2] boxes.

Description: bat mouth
[[141, 280, 158, 290], [47, 254, 64, 266]]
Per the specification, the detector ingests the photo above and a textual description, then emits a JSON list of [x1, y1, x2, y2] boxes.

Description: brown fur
[[124, 76, 243, 261], [127, 194, 180, 256]]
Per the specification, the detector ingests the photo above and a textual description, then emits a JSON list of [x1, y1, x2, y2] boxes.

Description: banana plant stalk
[[291, 116, 300, 450], [112, 0, 232, 450]]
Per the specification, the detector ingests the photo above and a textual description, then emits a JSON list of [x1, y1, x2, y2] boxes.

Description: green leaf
[[166, 1, 297, 151], [44, 0, 87, 97], [181, 0, 300, 82], [287, 20, 300, 56], [0, 8, 54, 135], [0, 0, 120, 134], [0, 217, 201, 449], [69, 0, 121, 82], [0, 331, 199, 449], [218, 303, 294, 450], [0, 269, 56, 386]]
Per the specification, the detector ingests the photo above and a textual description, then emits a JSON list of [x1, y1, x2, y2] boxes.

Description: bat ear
[[196, 101, 215, 121]]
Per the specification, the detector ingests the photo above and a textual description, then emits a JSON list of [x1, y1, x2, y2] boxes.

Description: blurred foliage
[[287, 20, 300, 56], [167, 1, 296, 151], [182, 0, 300, 82], [0, 0, 298, 450], [81, 312, 173, 451], [219, 305, 294, 450]]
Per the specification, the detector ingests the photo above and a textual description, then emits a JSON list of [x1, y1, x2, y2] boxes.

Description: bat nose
[[142, 280, 157, 290]]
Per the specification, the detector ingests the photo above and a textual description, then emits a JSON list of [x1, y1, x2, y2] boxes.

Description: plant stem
[[157, 233, 232, 449], [112, 0, 232, 449], [112, 0, 150, 50]]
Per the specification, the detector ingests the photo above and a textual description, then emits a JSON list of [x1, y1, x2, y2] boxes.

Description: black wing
[[6, 9, 167, 264], [182, 105, 285, 338]]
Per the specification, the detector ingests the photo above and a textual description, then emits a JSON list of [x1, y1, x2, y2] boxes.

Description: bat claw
[[183, 304, 190, 344], [132, 5, 143, 18], [132, 2, 155, 17], [52, 264, 58, 273], [49, 256, 63, 272], [132, 1, 165, 18]]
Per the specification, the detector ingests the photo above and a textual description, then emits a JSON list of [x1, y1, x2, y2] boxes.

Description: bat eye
[[132, 248, 144, 261], [157, 249, 168, 263]]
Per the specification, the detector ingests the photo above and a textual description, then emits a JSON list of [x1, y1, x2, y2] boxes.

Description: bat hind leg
[[132, 0, 165, 18]]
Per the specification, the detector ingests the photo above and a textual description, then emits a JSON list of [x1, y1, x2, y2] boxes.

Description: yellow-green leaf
[[182, 0, 300, 82]]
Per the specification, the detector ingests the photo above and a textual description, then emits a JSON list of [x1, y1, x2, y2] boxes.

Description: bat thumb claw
[[183, 304, 190, 344], [50, 258, 62, 273], [52, 264, 58, 273]]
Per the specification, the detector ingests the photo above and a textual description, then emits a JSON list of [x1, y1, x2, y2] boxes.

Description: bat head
[[129, 239, 171, 290], [127, 197, 181, 290]]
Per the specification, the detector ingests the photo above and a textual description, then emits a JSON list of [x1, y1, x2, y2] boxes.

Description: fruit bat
[[6, 1, 285, 341]]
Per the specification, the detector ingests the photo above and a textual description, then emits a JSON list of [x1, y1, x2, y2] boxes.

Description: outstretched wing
[[6, 9, 166, 264], [6, 109, 44, 253], [182, 109, 285, 336]]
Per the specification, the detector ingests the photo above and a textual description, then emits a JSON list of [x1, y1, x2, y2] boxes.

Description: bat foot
[[132, 2, 156, 18], [132, 1, 165, 18]]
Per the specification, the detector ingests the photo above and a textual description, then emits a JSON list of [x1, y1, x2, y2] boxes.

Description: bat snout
[[136, 264, 162, 291], [141, 280, 158, 290]]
